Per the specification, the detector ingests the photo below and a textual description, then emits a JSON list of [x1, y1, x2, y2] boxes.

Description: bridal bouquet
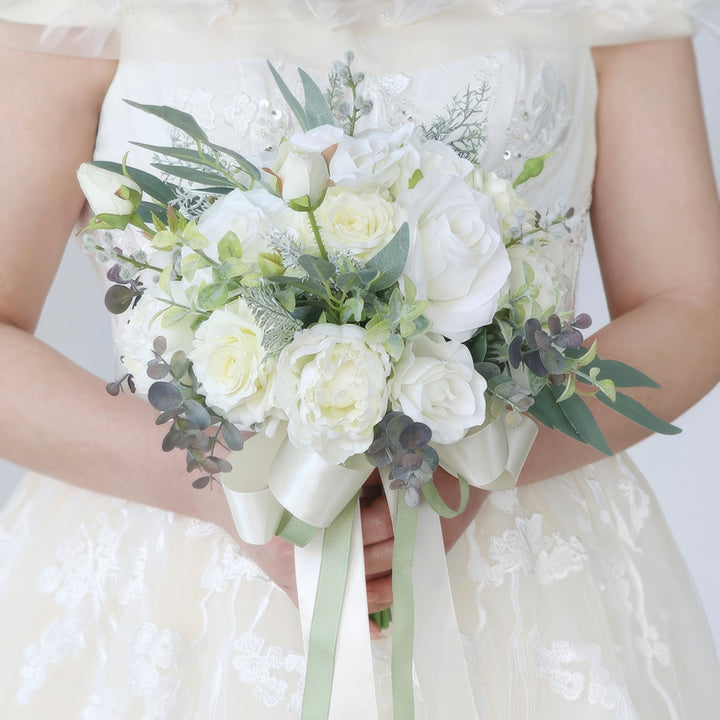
[[78, 55, 678, 720]]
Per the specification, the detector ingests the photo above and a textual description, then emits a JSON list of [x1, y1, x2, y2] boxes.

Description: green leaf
[[299, 68, 336, 128], [197, 282, 229, 311], [264, 274, 327, 298], [151, 163, 237, 188], [218, 258, 248, 279], [550, 386, 612, 455], [526, 386, 583, 442], [92, 160, 177, 204], [161, 305, 190, 327], [218, 231, 243, 262], [298, 254, 336, 283], [266, 62, 309, 131], [584, 357, 660, 388], [408, 169, 424, 190], [181, 253, 211, 282], [596, 391, 681, 436], [364, 223, 410, 291], [466, 331, 487, 363], [207, 142, 262, 181], [132, 142, 214, 166], [124, 99, 210, 144], [137, 202, 168, 225]]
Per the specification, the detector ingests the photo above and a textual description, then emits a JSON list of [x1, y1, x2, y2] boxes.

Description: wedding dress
[[1, 1, 719, 718]]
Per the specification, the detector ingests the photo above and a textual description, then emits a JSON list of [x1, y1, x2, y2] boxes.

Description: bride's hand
[[361, 468, 488, 622], [240, 535, 299, 607]]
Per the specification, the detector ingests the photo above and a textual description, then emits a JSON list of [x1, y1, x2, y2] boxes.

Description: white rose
[[188, 300, 276, 430], [390, 333, 487, 444], [77, 164, 142, 216], [400, 173, 511, 342], [316, 187, 396, 260], [505, 241, 566, 324], [274, 324, 391, 464], [197, 188, 303, 263], [117, 284, 195, 395], [275, 143, 330, 209]]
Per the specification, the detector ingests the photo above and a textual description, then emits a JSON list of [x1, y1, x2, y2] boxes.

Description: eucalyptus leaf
[[198, 282, 229, 310], [565, 349, 661, 389], [526, 386, 584, 442], [550, 386, 612, 456], [151, 163, 237, 188], [124, 99, 210, 144], [596, 391, 681, 436], [222, 422, 245, 451], [104, 285, 137, 314], [132, 142, 215, 167], [137, 202, 168, 224], [364, 223, 410, 291], [148, 381, 183, 412], [299, 68, 336, 128], [208, 142, 262, 181], [182, 398, 212, 430], [298, 254, 336, 282], [266, 62, 309, 131]]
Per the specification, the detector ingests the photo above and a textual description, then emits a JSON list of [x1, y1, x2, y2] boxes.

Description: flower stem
[[306, 207, 329, 261]]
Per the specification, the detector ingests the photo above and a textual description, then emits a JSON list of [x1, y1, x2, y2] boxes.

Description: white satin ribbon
[[296, 503, 379, 720], [221, 431, 373, 543], [434, 414, 538, 491]]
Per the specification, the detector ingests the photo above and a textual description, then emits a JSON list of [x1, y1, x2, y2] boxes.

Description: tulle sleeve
[[0, 0, 715, 67]]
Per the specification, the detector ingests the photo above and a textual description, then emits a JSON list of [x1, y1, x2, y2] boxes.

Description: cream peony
[[273, 324, 391, 464], [188, 300, 276, 430], [400, 172, 511, 342], [317, 187, 396, 260], [77, 164, 142, 217], [390, 333, 487, 444]]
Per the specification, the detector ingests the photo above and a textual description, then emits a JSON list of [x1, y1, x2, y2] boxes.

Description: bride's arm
[[0, 47, 299, 600], [364, 37, 720, 615]]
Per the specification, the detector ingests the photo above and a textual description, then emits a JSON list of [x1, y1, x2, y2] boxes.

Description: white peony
[[390, 333, 487, 445], [188, 300, 276, 431], [117, 284, 196, 395], [399, 172, 511, 342], [273, 324, 391, 464], [316, 186, 396, 260], [77, 164, 142, 217]]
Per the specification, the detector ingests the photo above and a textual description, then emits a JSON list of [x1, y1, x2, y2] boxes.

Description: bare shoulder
[[0, 49, 118, 332]]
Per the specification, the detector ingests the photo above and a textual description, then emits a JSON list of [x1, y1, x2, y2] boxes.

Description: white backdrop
[[1, 30, 719, 654]]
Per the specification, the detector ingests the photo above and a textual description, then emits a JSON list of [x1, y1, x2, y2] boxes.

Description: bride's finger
[[364, 537, 394, 578], [360, 494, 393, 546], [366, 574, 393, 614]]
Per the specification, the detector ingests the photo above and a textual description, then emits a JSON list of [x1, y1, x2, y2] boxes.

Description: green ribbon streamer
[[276, 510, 318, 548], [301, 495, 358, 720], [422, 474, 470, 519], [391, 496, 419, 720]]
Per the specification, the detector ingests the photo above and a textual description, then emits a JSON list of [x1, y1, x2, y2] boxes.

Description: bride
[[0, 0, 719, 717]]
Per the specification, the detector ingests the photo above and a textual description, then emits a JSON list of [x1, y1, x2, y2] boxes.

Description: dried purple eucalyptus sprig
[[366, 412, 439, 507], [105, 335, 245, 489], [508, 312, 592, 379]]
